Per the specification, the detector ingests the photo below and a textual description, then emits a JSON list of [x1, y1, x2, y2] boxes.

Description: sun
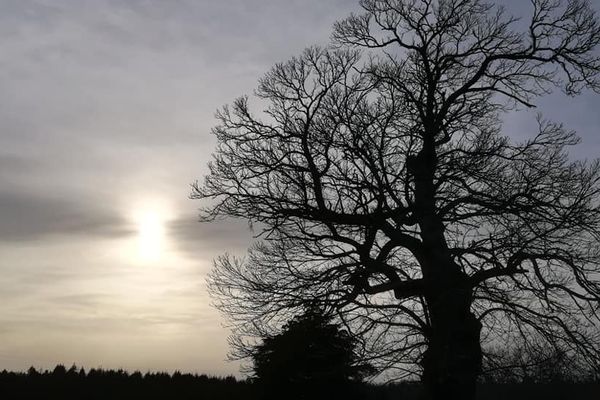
[[133, 206, 168, 263], [137, 211, 163, 262]]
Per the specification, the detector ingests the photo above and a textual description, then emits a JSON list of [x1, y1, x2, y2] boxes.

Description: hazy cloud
[[0, 0, 360, 375], [168, 216, 254, 259], [0, 190, 133, 242]]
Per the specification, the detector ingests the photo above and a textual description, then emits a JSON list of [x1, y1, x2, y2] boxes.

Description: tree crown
[[198, 0, 600, 379]]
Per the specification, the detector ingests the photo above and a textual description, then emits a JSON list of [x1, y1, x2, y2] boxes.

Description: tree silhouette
[[195, 1, 600, 399], [0, 366, 256, 400], [252, 307, 372, 398], [481, 335, 598, 384]]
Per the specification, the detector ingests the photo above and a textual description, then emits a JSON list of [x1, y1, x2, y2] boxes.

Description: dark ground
[[0, 366, 598, 399]]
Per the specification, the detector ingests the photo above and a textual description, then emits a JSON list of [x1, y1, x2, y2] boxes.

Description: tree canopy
[[196, 1, 600, 399], [252, 307, 372, 398]]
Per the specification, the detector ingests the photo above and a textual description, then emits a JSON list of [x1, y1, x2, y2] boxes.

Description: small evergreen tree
[[252, 307, 372, 398]]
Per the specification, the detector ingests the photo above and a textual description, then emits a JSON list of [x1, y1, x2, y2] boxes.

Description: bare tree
[[194, 1, 600, 399], [481, 335, 597, 384]]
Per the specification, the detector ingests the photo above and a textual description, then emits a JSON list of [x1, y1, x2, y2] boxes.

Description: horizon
[[1, 0, 599, 377]]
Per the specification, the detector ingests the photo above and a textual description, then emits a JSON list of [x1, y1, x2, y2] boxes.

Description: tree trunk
[[412, 128, 482, 399], [421, 279, 482, 400]]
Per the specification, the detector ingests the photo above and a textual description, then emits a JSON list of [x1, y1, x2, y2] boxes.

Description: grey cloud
[[0, 298, 215, 334], [168, 216, 254, 259], [48, 293, 114, 309], [0, 154, 44, 175], [0, 267, 80, 298], [0, 190, 133, 242], [0, 0, 359, 143], [0, 316, 213, 339]]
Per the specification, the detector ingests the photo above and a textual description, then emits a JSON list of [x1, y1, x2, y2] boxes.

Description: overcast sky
[[0, 0, 598, 376]]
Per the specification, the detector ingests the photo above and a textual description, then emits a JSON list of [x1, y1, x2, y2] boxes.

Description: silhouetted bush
[[251, 307, 374, 399]]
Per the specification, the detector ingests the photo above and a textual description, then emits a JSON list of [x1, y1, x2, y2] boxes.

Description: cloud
[[168, 216, 254, 259], [47, 293, 114, 309], [0, 153, 44, 175], [0, 189, 133, 242], [0, 0, 360, 375]]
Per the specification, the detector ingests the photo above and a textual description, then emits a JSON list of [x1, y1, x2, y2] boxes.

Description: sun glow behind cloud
[[136, 210, 164, 262], [129, 199, 173, 265]]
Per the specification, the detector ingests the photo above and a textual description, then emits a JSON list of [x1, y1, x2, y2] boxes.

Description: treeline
[[0, 365, 598, 400], [0, 365, 253, 400], [0, 366, 418, 400]]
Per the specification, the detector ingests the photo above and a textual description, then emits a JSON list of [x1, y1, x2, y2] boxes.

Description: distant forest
[[0, 365, 598, 400]]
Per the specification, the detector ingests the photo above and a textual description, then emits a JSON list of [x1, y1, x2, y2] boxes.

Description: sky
[[0, 0, 599, 376]]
